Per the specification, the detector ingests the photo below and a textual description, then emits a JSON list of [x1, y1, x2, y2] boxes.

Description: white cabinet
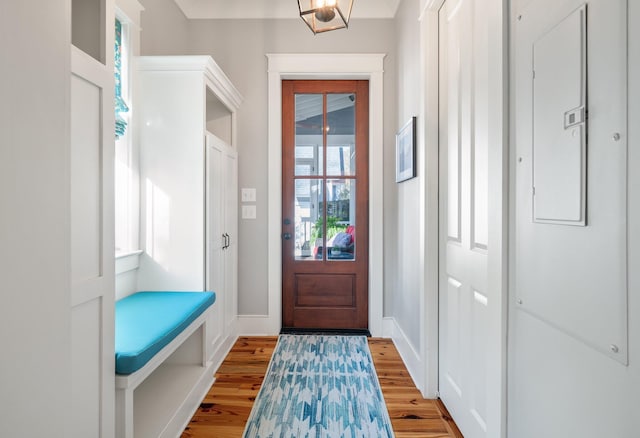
[[206, 134, 239, 357], [136, 56, 242, 364]]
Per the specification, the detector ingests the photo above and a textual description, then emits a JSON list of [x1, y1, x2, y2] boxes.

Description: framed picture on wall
[[396, 116, 417, 182]]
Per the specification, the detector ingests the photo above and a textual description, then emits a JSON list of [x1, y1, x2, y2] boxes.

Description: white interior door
[[438, 0, 501, 435]]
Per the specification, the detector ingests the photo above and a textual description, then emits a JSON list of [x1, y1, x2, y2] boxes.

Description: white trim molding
[[266, 53, 386, 337], [115, 250, 143, 275], [384, 317, 425, 393], [115, 0, 144, 28], [237, 315, 275, 335], [417, 0, 445, 399]]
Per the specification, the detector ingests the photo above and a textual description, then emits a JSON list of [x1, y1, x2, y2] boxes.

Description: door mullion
[[322, 93, 328, 260]]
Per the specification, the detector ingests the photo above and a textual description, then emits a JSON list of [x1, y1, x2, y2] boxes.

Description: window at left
[[115, 18, 129, 139], [114, 15, 138, 255]]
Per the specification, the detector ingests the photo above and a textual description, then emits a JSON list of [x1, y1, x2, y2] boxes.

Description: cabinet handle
[[222, 233, 228, 250]]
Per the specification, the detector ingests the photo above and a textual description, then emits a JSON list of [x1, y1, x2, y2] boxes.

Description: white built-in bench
[[115, 291, 216, 438]]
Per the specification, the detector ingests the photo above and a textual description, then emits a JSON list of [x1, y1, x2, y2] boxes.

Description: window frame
[[114, 9, 140, 258]]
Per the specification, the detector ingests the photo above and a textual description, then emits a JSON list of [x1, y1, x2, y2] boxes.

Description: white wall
[[0, 2, 71, 437], [391, 0, 422, 355], [140, 0, 190, 55], [509, 0, 640, 436], [137, 12, 398, 317]]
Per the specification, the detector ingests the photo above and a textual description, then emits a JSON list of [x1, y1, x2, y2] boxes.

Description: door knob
[[282, 233, 292, 240]]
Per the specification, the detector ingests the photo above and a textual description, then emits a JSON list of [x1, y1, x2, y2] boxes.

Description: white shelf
[[133, 361, 214, 438]]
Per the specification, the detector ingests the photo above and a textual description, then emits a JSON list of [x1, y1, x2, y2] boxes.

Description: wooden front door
[[282, 80, 369, 330]]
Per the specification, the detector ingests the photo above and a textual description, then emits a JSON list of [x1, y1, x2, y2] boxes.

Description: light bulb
[[315, 8, 335, 22], [314, 0, 336, 22]]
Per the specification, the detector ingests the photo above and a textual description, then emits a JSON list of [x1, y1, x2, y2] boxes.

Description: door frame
[[259, 53, 385, 336]]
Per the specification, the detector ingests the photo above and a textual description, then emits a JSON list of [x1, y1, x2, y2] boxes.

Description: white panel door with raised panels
[[438, 0, 495, 436]]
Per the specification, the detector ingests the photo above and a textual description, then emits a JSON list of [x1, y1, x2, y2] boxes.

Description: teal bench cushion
[[115, 291, 216, 375]]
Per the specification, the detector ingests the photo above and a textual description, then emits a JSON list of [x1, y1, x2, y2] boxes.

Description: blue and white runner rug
[[243, 335, 395, 438]]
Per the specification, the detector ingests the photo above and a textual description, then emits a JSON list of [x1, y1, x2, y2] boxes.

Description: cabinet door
[[223, 148, 238, 337], [206, 135, 225, 358], [206, 134, 238, 355]]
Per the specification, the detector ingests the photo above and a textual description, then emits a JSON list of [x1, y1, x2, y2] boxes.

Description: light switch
[[241, 188, 257, 202], [242, 205, 256, 219]]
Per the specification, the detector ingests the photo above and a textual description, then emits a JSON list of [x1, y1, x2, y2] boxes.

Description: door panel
[[206, 136, 224, 355], [295, 274, 355, 307], [282, 80, 369, 329], [439, 0, 491, 436], [224, 148, 238, 335], [206, 134, 238, 352]]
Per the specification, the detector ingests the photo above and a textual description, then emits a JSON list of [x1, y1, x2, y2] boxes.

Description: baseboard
[[385, 317, 425, 394], [382, 317, 395, 337], [208, 332, 237, 374], [237, 315, 280, 335]]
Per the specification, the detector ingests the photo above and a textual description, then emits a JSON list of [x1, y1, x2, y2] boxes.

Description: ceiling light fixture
[[298, 0, 354, 34]]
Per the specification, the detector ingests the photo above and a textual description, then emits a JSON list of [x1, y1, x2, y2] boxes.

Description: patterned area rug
[[243, 335, 395, 438]]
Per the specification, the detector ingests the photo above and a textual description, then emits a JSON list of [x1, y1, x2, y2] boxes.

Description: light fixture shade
[[298, 0, 354, 34]]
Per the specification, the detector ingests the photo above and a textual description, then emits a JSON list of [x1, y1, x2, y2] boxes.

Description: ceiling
[[173, 0, 402, 20]]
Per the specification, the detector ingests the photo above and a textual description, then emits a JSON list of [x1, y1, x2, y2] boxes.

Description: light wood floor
[[181, 337, 463, 438]]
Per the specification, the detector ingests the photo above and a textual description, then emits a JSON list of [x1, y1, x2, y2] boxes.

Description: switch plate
[[241, 188, 256, 202], [242, 205, 256, 219]]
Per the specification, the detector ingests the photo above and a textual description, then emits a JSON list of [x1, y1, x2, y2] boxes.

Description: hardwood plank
[[435, 398, 465, 438], [368, 338, 463, 438], [181, 336, 462, 437]]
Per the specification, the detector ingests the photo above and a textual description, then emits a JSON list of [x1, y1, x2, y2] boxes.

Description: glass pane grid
[[293, 91, 357, 262]]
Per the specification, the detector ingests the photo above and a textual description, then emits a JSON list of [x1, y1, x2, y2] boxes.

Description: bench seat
[[115, 291, 217, 438], [115, 291, 216, 375]]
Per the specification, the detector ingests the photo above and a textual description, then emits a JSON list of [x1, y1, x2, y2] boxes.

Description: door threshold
[[280, 327, 371, 337]]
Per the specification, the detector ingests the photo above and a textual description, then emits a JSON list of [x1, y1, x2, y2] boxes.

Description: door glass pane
[[324, 179, 355, 261], [294, 179, 322, 260], [295, 94, 323, 176], [327, 94, 356, 176]]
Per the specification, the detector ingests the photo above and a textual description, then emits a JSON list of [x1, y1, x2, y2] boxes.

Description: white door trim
[[263, 53, 386, 336], [419, 0, 446, 399]]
